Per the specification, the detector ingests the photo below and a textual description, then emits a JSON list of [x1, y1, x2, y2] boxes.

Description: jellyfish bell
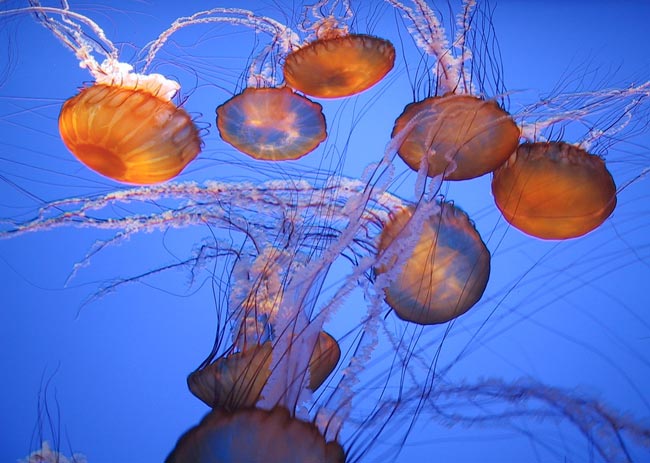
[[387, 1, 519, 180], [491, 141, 618, 240], [307, 330, 341, 391], [215, 86, 327, 161], [59, 74, 202, 184], [283, 33, 396, 99], [188, 343, 273, 411], [376, 201, 491, 325], [11, 0, 203, 185], [188, 331, 340, 410], [391, 94, 520, 180], [166, 406, 345, 463]]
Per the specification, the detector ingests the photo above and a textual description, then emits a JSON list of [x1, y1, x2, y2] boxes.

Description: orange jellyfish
[[388, 0, 519, 180], [283, 33, 395, 99], [10, 0, 202, 185], [391, 94, 520, 180], [491, 142, 617, 240], [59, 82, 201, 184], [376, 201, 491, 325], [216, 87, 326, 161], [188, 331, 341, 410]]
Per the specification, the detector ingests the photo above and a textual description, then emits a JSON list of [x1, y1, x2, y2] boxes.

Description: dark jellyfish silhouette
[[492, 142, 617, 240], [283, 34, 395, 99], [166, 407, 345, 463], [59, 84, 201, 184], [376, 201, 491, 325], [392, 94, 520, 180], [188, 331, 340, 410], [216, 87, 327, 160]]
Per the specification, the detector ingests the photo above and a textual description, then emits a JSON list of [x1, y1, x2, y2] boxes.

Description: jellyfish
[[282, 0, 396, 99], [388, 0, 520, 180], [166, 407, 345, 463], [167, 247, 346, 461], [216, 87, 326, 161], [375, 200, 490, 325], [188, 331, 340, 410], [17, 371, 88, 463], [283, 34, 395, 99], [20, 442, 87, 463], [391, 94, 520, 180], [492, 142, 618, 240], [59, 81, 201, 184], [5, 2, 203, 184], [1, 1, 650, 463]]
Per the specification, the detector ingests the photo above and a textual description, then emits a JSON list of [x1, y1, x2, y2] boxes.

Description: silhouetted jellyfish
[[165, 223, 351, 460], [388, 0, 520, 180], [169, 329, 344, 462], [376, 201, 490, 325], [216, 87, 326, 161], [492, 142, 617, 240], [166, 407, 345, 463], [188, 331, 340, 409]]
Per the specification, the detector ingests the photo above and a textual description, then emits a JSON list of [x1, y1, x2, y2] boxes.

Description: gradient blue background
[[1, 1, 649, 462]]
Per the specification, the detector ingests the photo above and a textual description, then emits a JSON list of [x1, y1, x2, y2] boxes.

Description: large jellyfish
[[1, 1, 650, 462], [388, 0, 520, 181]]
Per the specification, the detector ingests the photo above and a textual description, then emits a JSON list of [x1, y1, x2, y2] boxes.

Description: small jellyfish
[[376, 201, 491, 325], [216, 87, 327, 161], [166, 406, 345, 463], [188, 331, 340, 410], [283, 33, 396, 99], [59, 82, 201, 184], [391, 94, 520, 180], [491, 142, 618, 240]]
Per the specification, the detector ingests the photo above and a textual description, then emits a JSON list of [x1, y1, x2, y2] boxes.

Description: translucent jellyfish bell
[[492, 142, 618, 240], [376, 201, 491, 325], [283, 33, 396, 99], [59, 81, 202, 184], [216, 87, 326, 161], [392, 94, 520, 180]]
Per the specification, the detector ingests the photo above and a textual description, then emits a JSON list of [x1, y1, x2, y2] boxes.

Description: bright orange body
[[58, 84, 201, 184], [492, 142, 617, 239]]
